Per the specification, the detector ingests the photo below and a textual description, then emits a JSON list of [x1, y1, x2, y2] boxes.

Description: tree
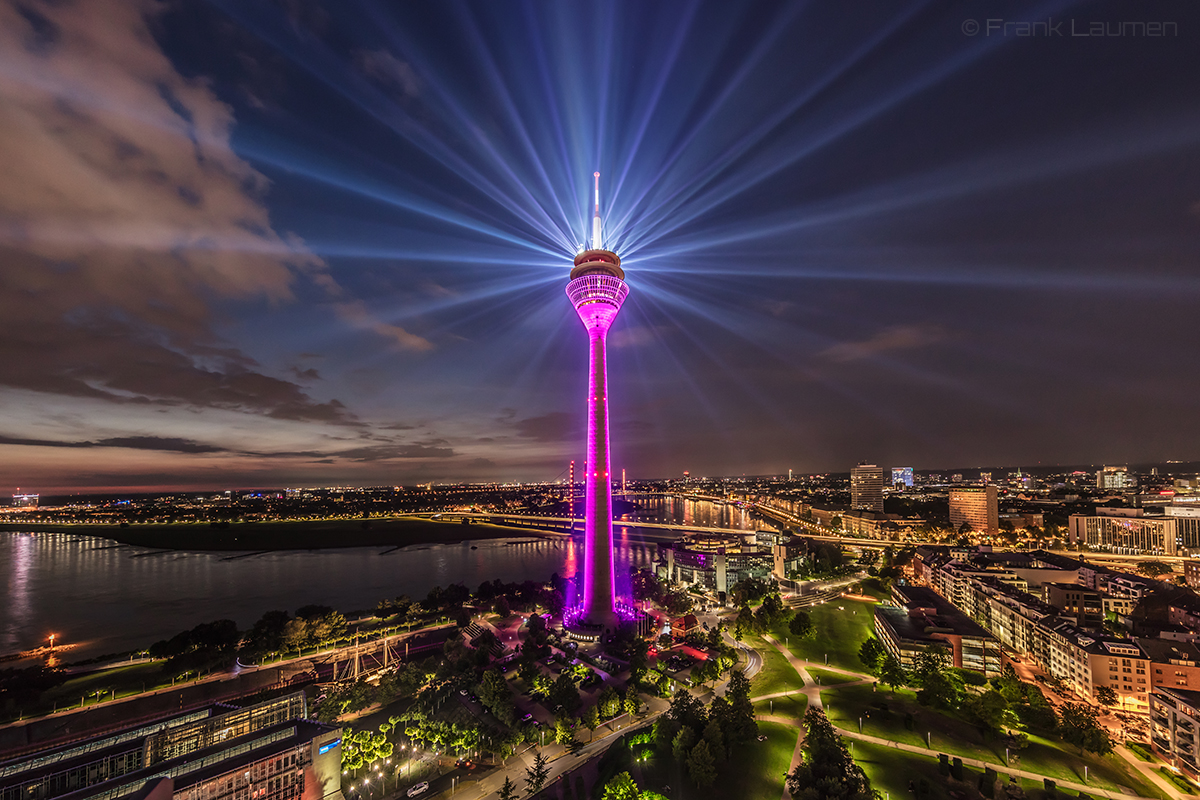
[[702, 718, 725, 761], [549, 673, 582, 714], [788, 610, 814, 639], [724, 670, 758, 747], [1138, 560, 1171, 578], [858, 637, 886, 672], [1059, 703, 1113, 756], [555, 715, 574, 744], [601, 772, 641, 800], [912, 649, 962, 710], [1095, 685, 1118, 708], [787, 707, 875, 800], [687, 740, 718, 787], [624, 685, 641, 716], [672, 725, 697, 762], [498, 776, 518, 800], [525, 751, 550, 795], [962, 689, 1011, 737], [653, 715, 680, 754], [598, 686, 622, 718], [878, 654, 908, 691], [582, 704, 600, 740]]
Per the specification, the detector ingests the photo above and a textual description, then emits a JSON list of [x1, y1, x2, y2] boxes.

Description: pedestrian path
[[751, 635, 1174, 800]]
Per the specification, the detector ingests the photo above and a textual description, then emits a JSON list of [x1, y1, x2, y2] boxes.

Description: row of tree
[[649, 671, 759, 788], [787, 707, 876, 800]]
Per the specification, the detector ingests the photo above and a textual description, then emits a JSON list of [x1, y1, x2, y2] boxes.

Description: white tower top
[[591, 171, 602, 250]]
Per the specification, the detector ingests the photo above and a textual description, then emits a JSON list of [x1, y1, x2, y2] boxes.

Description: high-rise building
[[851, 463, 886, 512], [1098, 466, 1136, 489], [565, 172, 627, 635], [891, 467, 914, 488], [949, 486, 999, 534]]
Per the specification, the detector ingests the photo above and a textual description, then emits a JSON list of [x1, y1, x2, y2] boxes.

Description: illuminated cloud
[[333, 300, 435, 352], [0, 0, 347, 423], [820, 324, 945, 363]]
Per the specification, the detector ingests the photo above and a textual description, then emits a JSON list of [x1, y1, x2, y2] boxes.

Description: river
[[1, 496, 753, 663]]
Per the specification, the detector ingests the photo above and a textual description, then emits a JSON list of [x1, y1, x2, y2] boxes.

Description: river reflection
[[0, 496, 751, 663], [0, 531, 658, 663]]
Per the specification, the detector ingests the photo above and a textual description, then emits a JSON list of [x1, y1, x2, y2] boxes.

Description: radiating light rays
[[216, 5, 579, 253]]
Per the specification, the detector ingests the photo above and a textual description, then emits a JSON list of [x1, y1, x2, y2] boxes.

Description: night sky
[[2, 0, 1199, 493]]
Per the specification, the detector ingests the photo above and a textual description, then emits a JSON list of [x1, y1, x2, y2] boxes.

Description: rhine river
[[1, 496, 754, 663]]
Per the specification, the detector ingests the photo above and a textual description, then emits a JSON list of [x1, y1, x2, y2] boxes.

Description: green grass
[[746, 633, 805, 698], [807, 667, 868, 686], [754, 692, 808, 724], [1158, 767, 1199, 794], [820, 683, 1163, 798], [1125, 742, 1158, 763], [37, 662, 167, 711], [625, 720, 798, 800], [776, 599, 878, 673], [853, 740, 971, 800]]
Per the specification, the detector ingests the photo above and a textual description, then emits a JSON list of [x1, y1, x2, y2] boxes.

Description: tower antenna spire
[[591, 171, 602, 249]]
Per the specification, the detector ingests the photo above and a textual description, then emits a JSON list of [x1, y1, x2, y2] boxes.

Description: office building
[[891, 467, 914, 488], [0, 692, 342, 800], [851, 463, 886, 512], [949, 486, 999, 534], [1097, 466, 1136, 489], [658, 534, 772, 597], [1068, 512, 1177, 555], [875, 585, 1001, 675]]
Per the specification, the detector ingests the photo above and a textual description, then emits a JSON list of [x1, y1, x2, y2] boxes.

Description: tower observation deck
[[564, 173, 627, 636]]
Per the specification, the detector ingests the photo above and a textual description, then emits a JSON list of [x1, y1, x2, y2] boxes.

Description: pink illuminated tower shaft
[[566, 174, 627, 632]]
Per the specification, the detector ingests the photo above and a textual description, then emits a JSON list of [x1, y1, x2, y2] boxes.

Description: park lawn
[[852, 740, 969, 800], [626, 720, 798, 800], [746, 633, 805, 698], [777, 600, 877, 673], [38, 662, 167, 711], [754, 692, 808, 724], [821, 684, 1164, 799], [807, 667, 869, 686], [852, 741, 1064, 800]]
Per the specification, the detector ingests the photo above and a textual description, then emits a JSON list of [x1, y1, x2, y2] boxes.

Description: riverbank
[[1, 516, 564, 552]]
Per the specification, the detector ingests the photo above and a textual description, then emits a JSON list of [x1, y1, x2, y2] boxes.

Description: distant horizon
[[8, 457, 1199, 500]]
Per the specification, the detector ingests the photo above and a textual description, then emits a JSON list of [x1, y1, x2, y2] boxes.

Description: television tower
[[565, 171, 627, 634]]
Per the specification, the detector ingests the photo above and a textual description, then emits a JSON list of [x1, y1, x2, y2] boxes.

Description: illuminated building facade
[[850, 463, 885, 512], [891, 467, 913, 488], [565, 173, 627, 634], [949, 486, 999, 534], [0, 693, 342, 800]]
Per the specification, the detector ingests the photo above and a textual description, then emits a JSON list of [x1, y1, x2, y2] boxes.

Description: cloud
[[334, 300, 435, 352], [0, 434, 226, 454], [0, 0, 356, 424], [513, 412, 579, 442], [819, 324, 945, 363], [329, 443, 455, 462], [355, 49, 421, 98]]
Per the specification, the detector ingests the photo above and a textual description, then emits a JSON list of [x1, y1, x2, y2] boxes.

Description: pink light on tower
[[565, 171, 627, 633]]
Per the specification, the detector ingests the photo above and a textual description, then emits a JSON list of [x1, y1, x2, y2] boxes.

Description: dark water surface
[[1, 497, 750, 662]]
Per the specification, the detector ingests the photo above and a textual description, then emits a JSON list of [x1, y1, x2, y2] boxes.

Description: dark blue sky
[[1, 0, 1198, 492]]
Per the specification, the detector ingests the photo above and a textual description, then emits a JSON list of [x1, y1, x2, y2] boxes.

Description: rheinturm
[[565, 172, 627, 634]]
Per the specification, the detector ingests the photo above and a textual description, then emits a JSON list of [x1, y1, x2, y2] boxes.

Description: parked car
[[406, 782, 429, 797]]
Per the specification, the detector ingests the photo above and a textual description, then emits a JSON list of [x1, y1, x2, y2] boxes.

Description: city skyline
[[2, 0, 1199, 493]]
